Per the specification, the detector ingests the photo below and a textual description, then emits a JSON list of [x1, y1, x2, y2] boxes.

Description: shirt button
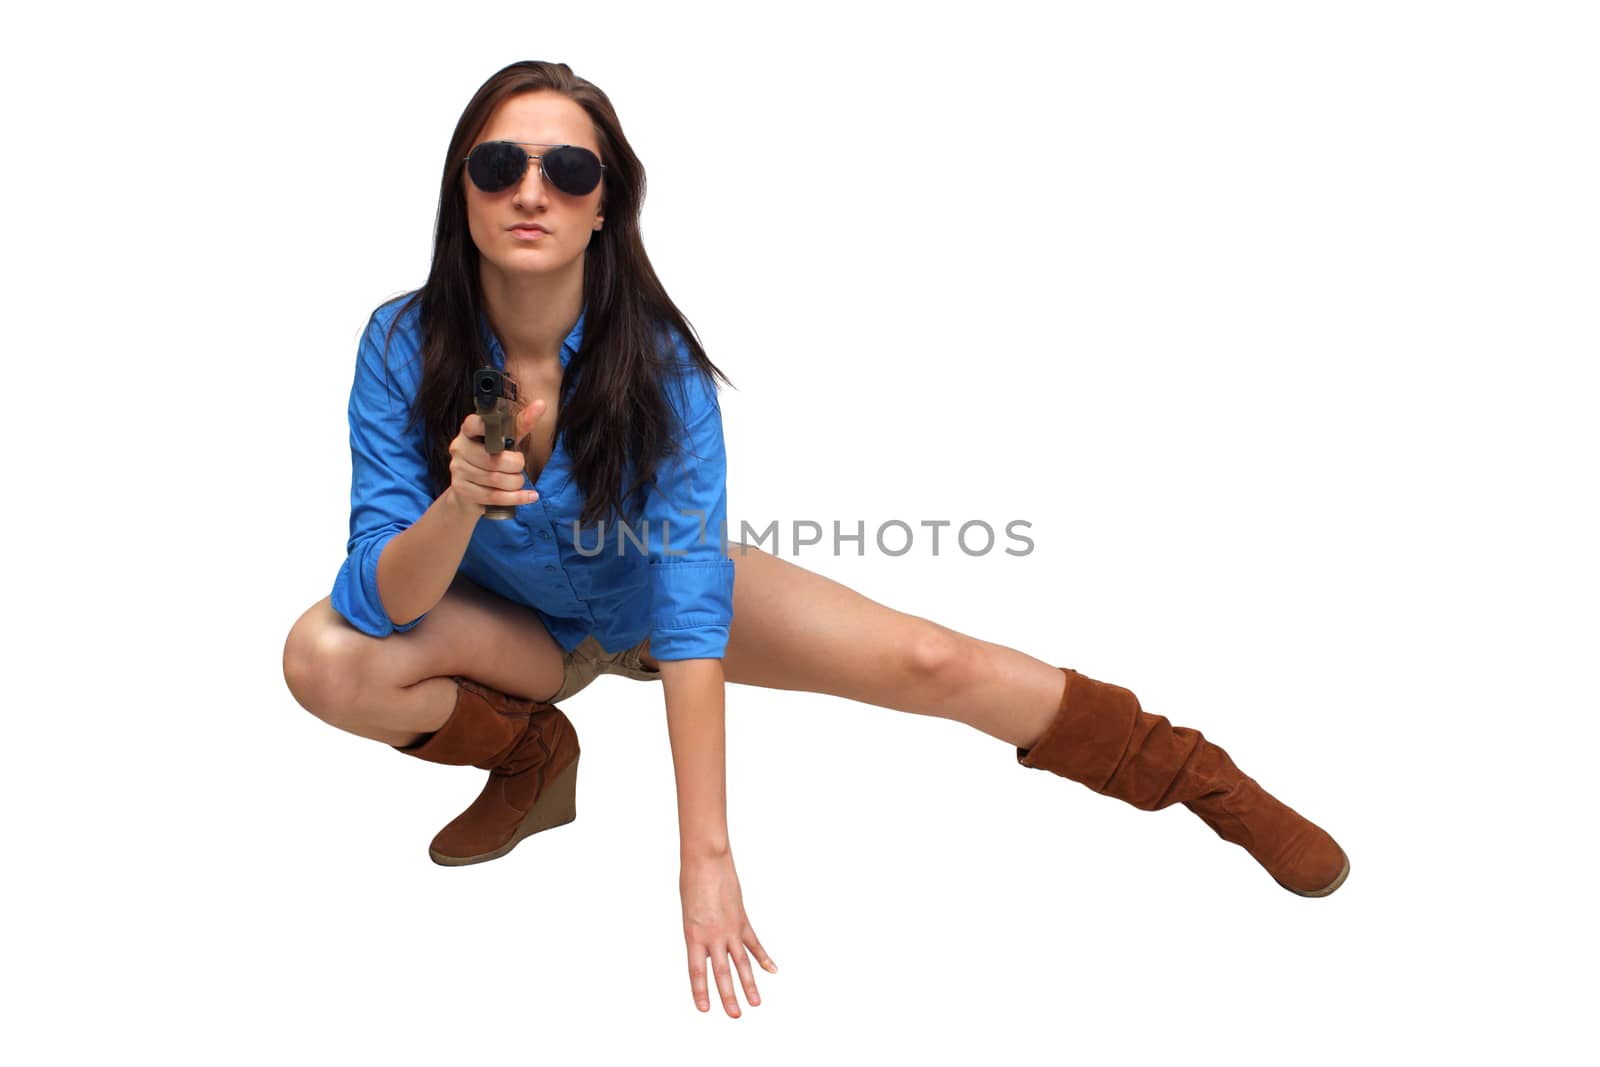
[[538, 529, 551, 540], [545, 564, 556, 573]]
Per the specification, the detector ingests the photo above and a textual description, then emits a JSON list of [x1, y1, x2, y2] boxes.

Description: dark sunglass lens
[[467, 142, 527, 192], [543, 146, 602, 196]]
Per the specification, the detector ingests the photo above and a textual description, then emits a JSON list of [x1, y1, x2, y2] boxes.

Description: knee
[[901, 624, 979, 693], [282, 606, 371, 726]]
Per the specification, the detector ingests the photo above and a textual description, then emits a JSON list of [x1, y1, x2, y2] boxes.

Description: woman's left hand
[[679, 851, 777, 1016]]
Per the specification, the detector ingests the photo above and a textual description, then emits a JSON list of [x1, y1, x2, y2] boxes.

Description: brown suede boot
[[392, 677, 581, 867], [1017, 668, 1350, 896]]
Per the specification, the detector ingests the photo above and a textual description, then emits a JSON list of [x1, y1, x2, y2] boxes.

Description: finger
[[448, 458, 537, 501], [489, 488, 539, 506], [515, 397, 548, 433], [687, 947, 711, 1013], [458, 443, 528, 479], [744, 928, 778, 974], [500, 446, 530, 474], [711, 947, 741, 1018], [457, 459, 529, 490], [449, 480, 538, 509], [730, 947, 761, 1007], [461, 412, 485, 439], [486, 468, 532, 491]]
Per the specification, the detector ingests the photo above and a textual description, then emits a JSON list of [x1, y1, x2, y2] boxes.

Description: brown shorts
[[548, 634, 662, 703]]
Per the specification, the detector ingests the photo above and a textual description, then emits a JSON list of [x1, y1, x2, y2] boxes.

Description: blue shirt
[[329, 295, 735, 661]]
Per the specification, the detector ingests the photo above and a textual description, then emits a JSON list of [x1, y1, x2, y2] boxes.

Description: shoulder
[[656, 323, 720, 427], [355, 291, 425, 401], [364, 291, 424, 361]]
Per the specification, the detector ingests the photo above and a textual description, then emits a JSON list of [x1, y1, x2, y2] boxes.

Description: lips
[[509, 224, 548, 234]]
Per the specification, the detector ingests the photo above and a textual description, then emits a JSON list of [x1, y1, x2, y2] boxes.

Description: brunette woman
[[283, 59, 1349, 1019]]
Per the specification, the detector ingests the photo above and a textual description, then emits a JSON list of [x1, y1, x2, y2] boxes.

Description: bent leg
[[282, 572, 568, 747], [709, 542, 1065, 748]]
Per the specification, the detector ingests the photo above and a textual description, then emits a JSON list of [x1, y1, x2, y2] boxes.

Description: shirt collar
[[478, 304, 587, 370]]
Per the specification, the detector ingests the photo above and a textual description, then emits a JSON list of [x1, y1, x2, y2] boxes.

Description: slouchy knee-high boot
[[392, 677, 581, 867], [1017, 668, 1349, 896]]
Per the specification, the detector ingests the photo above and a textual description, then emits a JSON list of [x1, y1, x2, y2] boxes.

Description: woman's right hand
[[445, 398, 547, 516]]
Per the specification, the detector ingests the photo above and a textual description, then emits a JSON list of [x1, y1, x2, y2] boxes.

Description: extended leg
[[704, 543, 1349, 896]]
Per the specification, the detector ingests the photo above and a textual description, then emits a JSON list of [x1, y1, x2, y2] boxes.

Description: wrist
[[440, 485, 480, 522]]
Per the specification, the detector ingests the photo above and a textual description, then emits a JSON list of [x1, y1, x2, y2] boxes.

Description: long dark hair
[[378, 60, 732, 528]]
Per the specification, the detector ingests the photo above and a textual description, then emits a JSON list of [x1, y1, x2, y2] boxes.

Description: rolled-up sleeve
[[641, 334, 735, 661], [329, 309, 434, 638]]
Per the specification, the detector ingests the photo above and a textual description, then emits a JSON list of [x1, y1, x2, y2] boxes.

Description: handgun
[[472, 367, 527, 521]]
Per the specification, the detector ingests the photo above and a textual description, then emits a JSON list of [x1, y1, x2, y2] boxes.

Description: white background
[[5, 1, 1596, 1062]]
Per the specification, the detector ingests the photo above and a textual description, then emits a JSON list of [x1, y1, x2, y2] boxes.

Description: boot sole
[[1280, 848, 1350, 898], [428, 757, 580, 867]]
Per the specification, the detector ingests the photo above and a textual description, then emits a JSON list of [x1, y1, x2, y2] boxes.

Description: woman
[[282, 60, 1349, 1018]]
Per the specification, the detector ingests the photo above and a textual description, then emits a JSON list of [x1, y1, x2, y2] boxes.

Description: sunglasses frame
[[462, 140, 608, 196]]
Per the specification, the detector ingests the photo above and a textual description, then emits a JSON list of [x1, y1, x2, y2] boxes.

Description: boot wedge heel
[[394, 675, 582, 868], [428, 755, 580, 867]]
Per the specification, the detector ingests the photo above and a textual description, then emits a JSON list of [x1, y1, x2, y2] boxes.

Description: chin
[[485, 252, 581, 279], [494, 243, 557, 262]]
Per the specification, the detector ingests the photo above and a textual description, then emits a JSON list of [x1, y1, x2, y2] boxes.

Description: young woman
[[282, 59, 1349, 1018]]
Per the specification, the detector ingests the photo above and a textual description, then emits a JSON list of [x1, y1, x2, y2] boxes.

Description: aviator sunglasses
[[463, 140, 607, 197]]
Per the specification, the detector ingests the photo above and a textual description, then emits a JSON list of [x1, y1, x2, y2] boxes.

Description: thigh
[[713, 541, 973, 710], [289, 571, 569, 705]]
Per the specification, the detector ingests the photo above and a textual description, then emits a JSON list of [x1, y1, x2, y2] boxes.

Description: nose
[[512, 156, 551, 209]]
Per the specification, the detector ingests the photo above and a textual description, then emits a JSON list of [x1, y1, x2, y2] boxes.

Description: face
[[464, 90, 606, 281]]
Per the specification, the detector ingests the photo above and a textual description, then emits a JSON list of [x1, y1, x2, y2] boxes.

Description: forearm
[[375, 487, 480, 627], [661, 657, 730, 858]]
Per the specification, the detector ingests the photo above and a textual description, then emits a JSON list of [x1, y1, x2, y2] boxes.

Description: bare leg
[[697, 543, 1065, 748], [282, 572, 568, 747]]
